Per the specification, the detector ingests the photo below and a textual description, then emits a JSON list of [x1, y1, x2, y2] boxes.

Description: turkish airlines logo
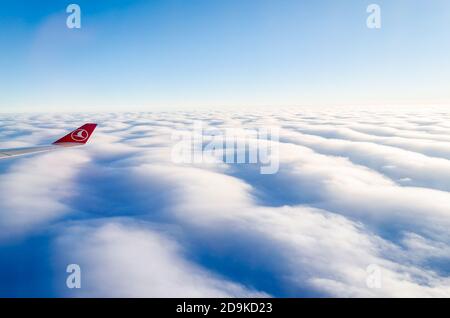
[[71, 129, 89, 142]]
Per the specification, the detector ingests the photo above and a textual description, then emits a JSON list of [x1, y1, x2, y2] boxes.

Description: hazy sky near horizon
[[1, 0, 450, 112]]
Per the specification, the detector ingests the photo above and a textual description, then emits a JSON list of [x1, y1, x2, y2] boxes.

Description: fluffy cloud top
[[0, 108, 450, 297]]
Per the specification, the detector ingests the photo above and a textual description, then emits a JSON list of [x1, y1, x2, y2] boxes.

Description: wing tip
[[53, 123, 98, 145]]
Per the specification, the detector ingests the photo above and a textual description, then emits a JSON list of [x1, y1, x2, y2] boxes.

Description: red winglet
[[53, 123, 97, 145]]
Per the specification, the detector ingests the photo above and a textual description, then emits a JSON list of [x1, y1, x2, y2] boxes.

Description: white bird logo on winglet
[[71, 129, 89, 142]]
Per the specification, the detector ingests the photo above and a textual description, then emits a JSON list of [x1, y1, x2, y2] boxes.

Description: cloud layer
[[1, 107, 450, 297]]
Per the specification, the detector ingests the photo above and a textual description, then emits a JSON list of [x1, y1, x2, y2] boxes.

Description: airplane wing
[[0, 123, 97, 160]]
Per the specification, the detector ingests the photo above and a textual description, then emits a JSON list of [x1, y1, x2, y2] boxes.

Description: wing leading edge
[[0, 123, 97, 160]]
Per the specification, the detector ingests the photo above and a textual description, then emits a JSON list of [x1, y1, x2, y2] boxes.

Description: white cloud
[[126, 160, 450, 297], [56, 221, 267, 297], [0, 150, 89, 240], [1, 108, 450, 297]]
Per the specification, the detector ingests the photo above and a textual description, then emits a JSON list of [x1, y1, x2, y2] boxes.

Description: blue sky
[[1, 0, 450, 112]]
